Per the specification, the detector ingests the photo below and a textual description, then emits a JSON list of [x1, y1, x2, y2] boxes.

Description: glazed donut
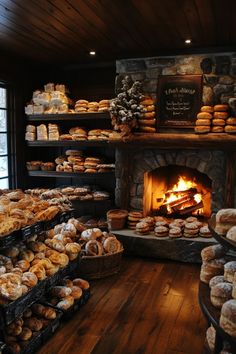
[[214, 104, 228, 112], [214, 112, 228, 119], [201, 106, 214, 113], [197, 112, 212, 119], [85, 240, 103, 256], [81, 228, 103, 241], [103, 237, 121, 254]]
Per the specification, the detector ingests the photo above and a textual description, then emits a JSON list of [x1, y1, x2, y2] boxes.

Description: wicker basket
[[78, 248, 124, 279], [107, 209, 128, 230]]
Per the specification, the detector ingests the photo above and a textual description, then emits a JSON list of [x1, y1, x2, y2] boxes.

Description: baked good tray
[[208, 215, 236, 251]]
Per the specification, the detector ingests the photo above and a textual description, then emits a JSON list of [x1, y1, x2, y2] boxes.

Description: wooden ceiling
[[0, 0, 236, 65]]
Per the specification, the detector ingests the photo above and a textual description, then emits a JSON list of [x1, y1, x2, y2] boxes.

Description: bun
[[19, 250, 35, 262], [24, 317, 43, 331], [214, 111, 228, 119], [103, 237, 121, 254], [212, 119, 225, 126], [72, 278, 89, 290], [225, 125, 236, 133], [200, 258, 226, 284], [70, 286, 83, 299], [195, 119, 211, 126], [18, 327, 32, 341], [197, 112, 212, 119], [220, 299, 236, 336], [138, 119, 156, 126], [209, 275, 225, 288], [211, 126, 224, 133], [50, 286, 72, 298], [201, 106, 214, 113], [214, 104, 228, 112], [224, 261, 236, 283], [201, 244, 225, 262], [81, 228, 103, 241], [194, 126, 210, 134], [22, 272, 38, 288], [210, 282, 233, 308], [226, 118, 236, 125], [57, 295, 74, 310], [42, 307, 57, 319], [15, 260, 30, 272], [29, 264, 46, 280], [139, 126, 156, 133]]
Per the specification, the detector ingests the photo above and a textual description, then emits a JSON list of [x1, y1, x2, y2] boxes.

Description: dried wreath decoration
[[109, 76, 144, 136]]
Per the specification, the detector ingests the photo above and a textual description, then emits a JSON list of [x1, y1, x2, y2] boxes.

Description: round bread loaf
[[195, 119, 211, 126], [214, 112, 228, 119], [226, 118, 236, 125], [201, 106, 214, 113], [214, 104, 228, 112], [197, 112, 212, 119], [210, 282, 232, 308], [211, 126, 224, 133], [201, 244, 225, 262], [220, 299, 236, 336], [225, 125, 236, 133], [194, 126, 210, 134], [212, 119, 226, 126], [209, 275, 226, 289], [224, 261, 236, 283]]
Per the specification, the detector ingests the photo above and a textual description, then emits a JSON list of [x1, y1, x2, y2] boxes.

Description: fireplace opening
[[144, 165, 212, 218]]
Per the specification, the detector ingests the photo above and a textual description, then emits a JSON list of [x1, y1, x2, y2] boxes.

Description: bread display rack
[[198, 215, 236, 353]]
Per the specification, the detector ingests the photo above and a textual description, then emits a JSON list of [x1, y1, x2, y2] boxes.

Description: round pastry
[[135, 221, 150, 235], [206, 325, 216, 352], [212, 119, 226, 126], [55, 156, 67, 164], [85, 240, 103, 256], [67, 218, 86, 232], [22, 272, 38, 288], [154, 226, 169, 237], [138, 119, 156, 126], [226, 117, 236, 125], [19, 250, 35, 262], [209, 275, 226, 289], [69, 127, 87, 135], [41, 162, 55, 171], [201, 106, 214, 113], [219, 299, 236, 336], [214, 104, 228, 112], [24, 317, 43, 331], [186, 216, 198, 223], [29, 264, 46, 280], [211, 126, 224, 133], [50, 286, 72, 298], [141, 97, 154, 106], [195, 119, 211, 126], [214, 111, 228, 119], [199, 225, 212, 238], [139, 126, 156, 133], [140, 216, 155, 229], [15, 260, 30, 272], [99, 99, 109, 106], [224, 261, 236, 283], [60, 134, 73, 141], [226, 226, 236, 242], [225, 125, 236, 133], [103, 237, 121, 254], [194, 126, 210, 134], [184, 222, 199, 237], [18, 327, 32, 341], [57, 295, 74, 310], [201, 244, 225, 262], [155, 221, 169, 227], [73, 278, 89, 290], [76, 99, 89, 105], [210, 282, 233, 308], [81, 228, 103, 241], [61, 223, 77, 238], [42, 306, 57, 320], [197, 112, 212, 119], [28, 241, 46, 252], [70, 286, 83, 299], [200, 258, 226, 284], [169, 227, 182, 238]]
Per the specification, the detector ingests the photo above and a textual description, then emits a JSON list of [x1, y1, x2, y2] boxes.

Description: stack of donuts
[[127, 211, 143, 230], [74, 99, 110, 113], [200, 241, 236, 340], [138, 96, 157, 133]]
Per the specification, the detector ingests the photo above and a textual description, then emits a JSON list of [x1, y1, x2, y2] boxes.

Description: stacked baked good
[[3, 302, 59, 353], [25, 83, 71, 115], [48, 123, 60, 140], [74, 99, 110, 113], [215, 209, 236, 236], [47, 277, 89, 311], [127, 211, 143, 230], [205, 325, 232, 353], [37, 124, 48, 140], [194, 106, 213, 134], [27, 161, 55, 171], [212, 105, 229, 133], [138, 96, 156, 133], [25, 125, 36, 141], [200, 244, 226, 284]]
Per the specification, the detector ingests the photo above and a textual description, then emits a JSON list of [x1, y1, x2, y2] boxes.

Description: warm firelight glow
[[172, 176, 195, 192]]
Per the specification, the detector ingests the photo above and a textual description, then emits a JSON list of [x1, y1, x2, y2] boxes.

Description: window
[[0, 86, 9, 189]]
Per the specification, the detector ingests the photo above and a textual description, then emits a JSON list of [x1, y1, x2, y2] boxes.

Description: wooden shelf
[[199, 281, 236, 353], [26, 112, 110, 121], [208, 215, 236, 251], [27, 140, 109, 147], [28, 171, 115, 178]]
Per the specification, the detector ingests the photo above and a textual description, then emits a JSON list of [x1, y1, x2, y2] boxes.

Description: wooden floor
[[39, 257, 207, 354]]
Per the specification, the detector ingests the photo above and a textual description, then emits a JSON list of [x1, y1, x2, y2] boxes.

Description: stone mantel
[[110, 133, 236, 150]]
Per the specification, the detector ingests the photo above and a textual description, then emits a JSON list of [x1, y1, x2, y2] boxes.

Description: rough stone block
[[137, 184, 144, 197], [219, 76, 234, 85], [165, 153, 175, 165], [197, 160, 208, 174], [176, 154, 187, 166], [213, 84, 234, 97], [130, 197, 143, 210], [130, 184, 137, 197], [155, 154, 166, 166], [202, 86, 214, 105], [186, 156, 200, 169], [162, 66, 177, 75], [133, 168, 144, 183], [124, 59, 146, 73], [157, 57, 176, 66], [215, 56, 231, 75], [131, 72, 146, 81], [115, 188, 121, 207], [146, 68, 161, 79]]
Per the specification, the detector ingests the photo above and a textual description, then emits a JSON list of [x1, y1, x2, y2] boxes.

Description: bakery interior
[[1, 1, 236, 353]]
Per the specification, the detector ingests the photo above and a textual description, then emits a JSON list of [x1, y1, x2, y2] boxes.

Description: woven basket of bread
[[78, 247, 124, 279]]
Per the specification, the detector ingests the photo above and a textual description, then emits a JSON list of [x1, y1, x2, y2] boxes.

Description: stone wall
[[116, 53, 236, 107], [115, 149, 226, 213]]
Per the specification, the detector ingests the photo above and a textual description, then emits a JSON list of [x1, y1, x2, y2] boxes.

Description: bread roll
[[209, 275, 226, 288], [70, 286, 82, 299], [22, 272, 38, 288], [195, 119, 211, 126], [226, 118, 236, 125], [212, 119, 225, 126], [201, 106, 214, 113], [214, 112, 228, 119], [216, 209, 236, 234], [18, 327, 32, 341], [224, 261, 236, 283], [210, 282, 232, 308], [211, 126, 224, 133], [214, 104, 228, 112], [50, 286, 72, 298], [72, 278, 90, 290], [201, 244, 225, 262], [19, 250, 35, 262], [194, 126, 210, 134], [42, 307, 57, 320], [57, 295, 75, 310], [197, 112, 212, 119], [225, 125, 236, 133], [220, 299, 236, 336], [15, 260, 30, 272], [24, 317, 43, 331]]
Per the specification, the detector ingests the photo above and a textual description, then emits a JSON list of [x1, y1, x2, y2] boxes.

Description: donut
[[209, 275, 226, 289], [210, 282, 233, 308], [201, 244, 225, 262], [220, 299, 236, 336], [201, 106, 214, 113], [85, 240, 103, 256], [197, 112, 212, 119], [214, 104, 228, 112]]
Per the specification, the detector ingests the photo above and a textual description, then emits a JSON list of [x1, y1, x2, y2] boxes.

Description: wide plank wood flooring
[[39, 257, 207, 354]]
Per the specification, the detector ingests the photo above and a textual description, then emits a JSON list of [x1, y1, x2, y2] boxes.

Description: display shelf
[[208, 215, 236, 251], [28, 171, 115, 178], [199, 281, 236, 353], [27, 140, 109, 147], [26, 112, 110, 121]]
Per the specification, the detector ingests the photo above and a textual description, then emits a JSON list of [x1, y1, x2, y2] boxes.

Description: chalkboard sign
[[157, 75, 202, 128]]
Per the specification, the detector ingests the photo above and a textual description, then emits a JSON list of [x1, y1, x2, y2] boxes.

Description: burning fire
[[164, 176, 203, 214]]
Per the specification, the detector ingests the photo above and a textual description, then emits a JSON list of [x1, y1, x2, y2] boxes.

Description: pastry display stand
[[198, 215, 236, 353]]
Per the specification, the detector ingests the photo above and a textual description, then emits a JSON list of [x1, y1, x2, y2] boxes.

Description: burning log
[[164, 188, 197, 198], [162, 194, 194, 208], [178, 201, 203, 215]]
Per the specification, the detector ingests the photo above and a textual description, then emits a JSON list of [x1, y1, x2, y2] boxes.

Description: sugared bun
[[200, 258, 226, 284], [206, 325, 216, 352], [81, 228, 103, 241], [220, 299, 236, 337], [210, 282, 232, 308], [201, 244, 225, 262], [224, 261, 236, 283], [209, 275, 226, 289]]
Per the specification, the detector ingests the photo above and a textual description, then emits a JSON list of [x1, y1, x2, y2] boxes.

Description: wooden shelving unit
[[28, 171, 115, 178], [26, 112, 110, 121]]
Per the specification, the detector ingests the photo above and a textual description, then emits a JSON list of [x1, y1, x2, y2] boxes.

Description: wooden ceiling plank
[[211, 0, 230, 46], [181, 0, 205, 46], [194, 0, 216, 45]]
